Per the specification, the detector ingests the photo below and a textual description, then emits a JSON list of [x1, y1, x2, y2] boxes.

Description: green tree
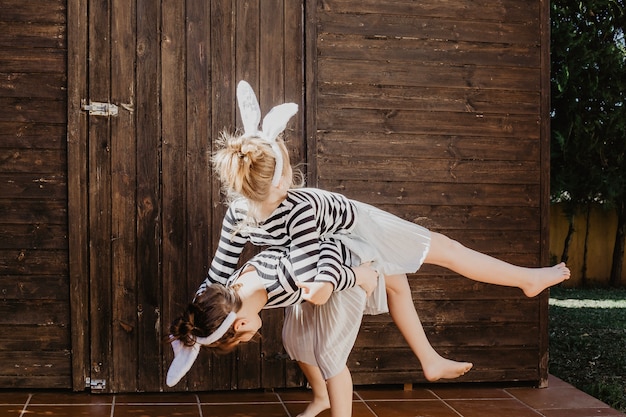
[[551, 0, 626, 286]]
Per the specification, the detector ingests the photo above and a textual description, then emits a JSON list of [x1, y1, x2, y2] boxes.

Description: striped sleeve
[[316, 240, 356, 291], [206, 205, 248, 285], [284, 202, 320, 283]]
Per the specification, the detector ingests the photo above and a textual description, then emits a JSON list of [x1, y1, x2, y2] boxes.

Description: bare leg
[[425, 232, 570, 297], [326, 367, 353, 417], [385, 274, 473, 381], [296, 362, 330, 417]]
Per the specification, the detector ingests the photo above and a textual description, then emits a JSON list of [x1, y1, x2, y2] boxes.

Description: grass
[[549, 286, 626, 412]]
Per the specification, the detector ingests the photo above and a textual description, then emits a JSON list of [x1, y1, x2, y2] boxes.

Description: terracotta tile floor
[[1, 376, 623, 417]]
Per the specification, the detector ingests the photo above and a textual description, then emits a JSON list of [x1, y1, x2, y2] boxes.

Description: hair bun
[[169, 315, 196, 347]]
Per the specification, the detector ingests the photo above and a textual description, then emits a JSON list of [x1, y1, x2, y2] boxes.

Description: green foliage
[[550, 0, 626, 207], [551, 0, 626, 285]]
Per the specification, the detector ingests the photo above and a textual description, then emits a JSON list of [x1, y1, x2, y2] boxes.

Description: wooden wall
[[0, 0, 71, 388], [307, 0, 551, 385], [1, 0, 550, 391]]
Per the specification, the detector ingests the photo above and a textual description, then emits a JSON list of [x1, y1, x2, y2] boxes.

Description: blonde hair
[[169, 284, 247, 354], [212, 132, 303, 204]]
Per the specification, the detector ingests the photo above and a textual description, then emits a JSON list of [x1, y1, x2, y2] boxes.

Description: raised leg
[[424, 232, 570, 297]]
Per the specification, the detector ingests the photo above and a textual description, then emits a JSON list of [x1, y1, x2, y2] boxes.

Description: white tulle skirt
[[282, 286, 366, 380], [332, 201, 432, 314]]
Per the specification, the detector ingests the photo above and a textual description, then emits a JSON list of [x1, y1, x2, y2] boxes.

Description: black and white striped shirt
[[198, 239, 354, 308], [205, 188, 358, 300]]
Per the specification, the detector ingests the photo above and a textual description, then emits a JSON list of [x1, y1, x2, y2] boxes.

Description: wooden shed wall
[[307, 0, 550, 385], [0, 0, 71, 388], [0, 0, 550, 391]]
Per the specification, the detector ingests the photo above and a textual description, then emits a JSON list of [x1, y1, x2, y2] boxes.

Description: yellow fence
[[550, 203, 626, 287]]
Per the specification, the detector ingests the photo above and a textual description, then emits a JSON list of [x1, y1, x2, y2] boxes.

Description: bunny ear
[[166, 339, 201, 387], [261, 103, 299, 142], [237, 80, 262, 136]]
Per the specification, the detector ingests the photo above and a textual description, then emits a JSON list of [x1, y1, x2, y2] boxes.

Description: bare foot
[[422, 357, 473, 382], [297, 397, 330, 417], [523, 262, 570, 297]]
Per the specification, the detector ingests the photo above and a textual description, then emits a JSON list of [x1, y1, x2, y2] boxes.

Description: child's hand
[[353, 262, 378, 296], [297, 281, 334, 305]]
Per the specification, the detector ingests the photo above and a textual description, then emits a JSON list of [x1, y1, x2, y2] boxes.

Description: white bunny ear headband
[[166, 311, 237, 387], [236, 80, 298, 186]]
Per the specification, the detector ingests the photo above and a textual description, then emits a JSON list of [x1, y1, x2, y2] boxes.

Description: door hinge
[[81, 100, 119, 117], [85, 377, 107, 391]]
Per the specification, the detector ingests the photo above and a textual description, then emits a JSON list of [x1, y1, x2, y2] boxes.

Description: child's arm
[[298, 240, 378, 304], [205, 205, 248, 285]]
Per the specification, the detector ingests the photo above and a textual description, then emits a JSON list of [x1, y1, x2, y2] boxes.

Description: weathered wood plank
[[0, 300, 69, 325], [318, 133, 539, 162], [0, 224, 67, 249], [318, 180, 541, 208], [0, 173, 66, 199], [355, 322, 539, 348], [109, 0, 138, 393], [235, 0, 259, 86], [318, 35, 540, 68], [317, 84, 540, 116], [204, 0, 237, 392], [317, 11, 540, 45], [320, 0, 539, 24], [0, 98, 65, 124], [0, 375, 71, 389], [316, 108, 539, 139], [0, 351, 71, 376], [357, 204, 541, 232], [407, 273, 543, 300], [0, 148, 66, 173], [0, 325, 70, 351], [135, 0, 161, 394], [317, 156, 540, 185], [0, 73, 67, 99], [406, 299, 539, 325], [0, 0, 66, 24], [67, 0, 90, 392], [0, 122, 65, 149], [348, 346, 538, 374], [0, 200, 67, 224], [87, 0, 113, 392], [0, 249, 67, 276], [318, 60, 540, 92], [0, 22, 65, 48], [0, 275, 68, 300], [0, 48, 65, 73]]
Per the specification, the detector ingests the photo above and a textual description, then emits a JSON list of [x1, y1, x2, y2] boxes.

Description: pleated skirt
[[282, 286, 366, 380], [335, 201, 432, 276], [330, 201, 432, 315]]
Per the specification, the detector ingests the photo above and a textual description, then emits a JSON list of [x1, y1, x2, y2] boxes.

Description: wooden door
[[68, 0, 304, 392]]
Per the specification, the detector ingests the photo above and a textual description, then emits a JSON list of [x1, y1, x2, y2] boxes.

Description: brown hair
[[169, 284, 245, 354], [212, 132, 303, 204]]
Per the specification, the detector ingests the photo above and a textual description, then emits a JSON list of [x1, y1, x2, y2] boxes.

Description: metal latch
[[85, 377, 107, 391], [81, 100, 119, 117]]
